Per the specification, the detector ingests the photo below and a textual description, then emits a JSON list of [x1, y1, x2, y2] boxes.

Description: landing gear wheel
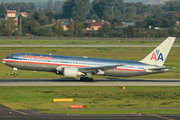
[[89, 78, 94, 82], [14, 73, 17, 77], [80, 77, 94, 82], [85, 77, 89, 82], [80, 77, 85, 81]]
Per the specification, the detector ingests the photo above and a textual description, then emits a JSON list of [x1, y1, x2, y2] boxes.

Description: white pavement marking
[[11, 109, 29, 115]]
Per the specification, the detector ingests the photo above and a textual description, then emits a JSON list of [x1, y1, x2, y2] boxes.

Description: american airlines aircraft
[[2, 37, 176, 82]]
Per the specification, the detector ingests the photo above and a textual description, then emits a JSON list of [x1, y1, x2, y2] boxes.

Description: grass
[[0, 39, 180, 45], [0, 86, 180, 114], [0, 39, 180, 115], [0, 47, 180, 79]]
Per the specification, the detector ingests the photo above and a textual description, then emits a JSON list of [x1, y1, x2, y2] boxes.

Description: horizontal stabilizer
[[148, 67, 175, 70]]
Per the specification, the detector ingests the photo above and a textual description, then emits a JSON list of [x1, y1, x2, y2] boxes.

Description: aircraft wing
[[144, 67, 175, 73], [78, 64, 124, 73]]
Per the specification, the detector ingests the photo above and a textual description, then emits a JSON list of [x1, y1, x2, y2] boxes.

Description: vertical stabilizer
[[139, 37, 176, 66]]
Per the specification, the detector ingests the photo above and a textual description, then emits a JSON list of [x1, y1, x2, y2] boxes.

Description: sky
[[1, 0, 167, 4]]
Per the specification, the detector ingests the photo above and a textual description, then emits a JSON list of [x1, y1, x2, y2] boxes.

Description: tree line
[[0, 0, 180, 38]]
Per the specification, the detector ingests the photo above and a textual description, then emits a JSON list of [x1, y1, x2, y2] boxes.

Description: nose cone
[[2, 59, 6, 64]]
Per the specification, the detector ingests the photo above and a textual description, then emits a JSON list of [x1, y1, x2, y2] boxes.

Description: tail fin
[[139, 37, 176, 66]]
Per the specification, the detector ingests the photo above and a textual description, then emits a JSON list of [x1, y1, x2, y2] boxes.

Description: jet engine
[[63, 67, 78, 77]]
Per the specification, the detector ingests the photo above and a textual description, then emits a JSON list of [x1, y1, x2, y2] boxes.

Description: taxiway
[[0, 104, 180, 120]]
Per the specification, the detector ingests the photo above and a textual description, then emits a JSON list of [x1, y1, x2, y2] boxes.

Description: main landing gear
[[13, 67, 17, 77], [80, 77, 94, 82]]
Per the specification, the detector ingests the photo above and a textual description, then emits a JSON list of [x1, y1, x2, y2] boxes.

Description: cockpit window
[[7, 56, 12, 59]]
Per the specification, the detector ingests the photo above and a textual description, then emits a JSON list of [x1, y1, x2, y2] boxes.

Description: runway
[[0, 45, 180, 47], [0, 79, 180, 86]]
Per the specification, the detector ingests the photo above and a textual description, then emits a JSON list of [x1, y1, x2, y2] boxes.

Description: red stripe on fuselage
[[2, 59, 88, 67], [2, 59, 142, 72], [115, 68, 142, 72]]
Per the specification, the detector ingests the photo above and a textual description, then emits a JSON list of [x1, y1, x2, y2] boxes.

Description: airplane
[[2, 37, 176, 82]]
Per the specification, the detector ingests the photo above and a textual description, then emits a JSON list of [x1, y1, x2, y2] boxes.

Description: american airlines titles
[[150, 49, 164, 61], [25, 55, 53, 60]]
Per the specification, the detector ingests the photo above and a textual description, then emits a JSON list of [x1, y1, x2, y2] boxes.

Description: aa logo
[[150, 50, 164, 61]]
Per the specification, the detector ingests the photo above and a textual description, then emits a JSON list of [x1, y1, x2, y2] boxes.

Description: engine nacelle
[[63, 67, 78, 77]]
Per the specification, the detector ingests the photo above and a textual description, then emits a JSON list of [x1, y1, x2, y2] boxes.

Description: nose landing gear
[[14, 73, 17, 77], [13, 67, 17, 77]]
